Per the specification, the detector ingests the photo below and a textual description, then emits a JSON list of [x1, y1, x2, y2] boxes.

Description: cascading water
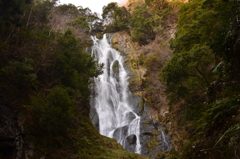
[[91, 34, 141, 154]]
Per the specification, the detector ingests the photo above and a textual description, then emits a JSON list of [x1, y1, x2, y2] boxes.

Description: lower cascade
[[90, 34, 141, 153], [90, 34, 172, 157]]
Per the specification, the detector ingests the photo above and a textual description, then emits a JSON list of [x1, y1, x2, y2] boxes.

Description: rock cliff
[[111, 31, 174, 158]]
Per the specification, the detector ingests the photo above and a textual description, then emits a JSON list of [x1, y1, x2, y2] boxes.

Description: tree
[[162, 0, 240, 158], [0, 0, 32, 28], [102, 2, 130, 32], [129, 5, 155, 45], [30, 86, 74, 149], [161, 44, 213, 103]]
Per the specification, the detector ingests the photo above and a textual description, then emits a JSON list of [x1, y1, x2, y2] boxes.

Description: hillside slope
[[0, 1, 150, 158]]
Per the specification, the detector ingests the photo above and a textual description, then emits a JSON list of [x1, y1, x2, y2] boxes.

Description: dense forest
[[0, 0, 148, 158], [162, 0, 240, 158], [0, 0, 239, 158]]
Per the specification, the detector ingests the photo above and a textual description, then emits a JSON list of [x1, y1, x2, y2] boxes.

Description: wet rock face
[[111, 33, 132, 55], [140, 107, 172, 158], [124, 134, 137, 152], [110, 122, 138, 153], [112, 60, 120, 83], [90, 89, 100, 131], [126, 112, 136, 124], [127, 134, 137, 144], [140, 117, 161, 157], [113, 125, 129, 142], [90, 106, 99, 131], [127, 92, 144, 116]]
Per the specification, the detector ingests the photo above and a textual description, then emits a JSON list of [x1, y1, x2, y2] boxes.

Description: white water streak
[[161, 131, 170, 151]]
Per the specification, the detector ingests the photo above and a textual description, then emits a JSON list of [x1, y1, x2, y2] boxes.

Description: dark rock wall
[[0, 105, 23, 159]]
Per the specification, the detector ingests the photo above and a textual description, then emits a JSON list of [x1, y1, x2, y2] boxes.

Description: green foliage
[[161, 44, 213, 103], [102, 2, 130, 32], [145, 0, 168, 11], [0, 1, 150, 158], [0, 0, 32, 30], [162, 0, 240, 103], [130, 5, 156, 45], [56, 4, 80, 16], [68, 16, 90, 32], [196, 97, 239, 134], [28, 0, 55, 27], [53, 29, 102, 99], [102, 2, 118, 20], [129, 0, 178, 44], [215, 123, 240, 148], [142, 54, 165, 109], [101, 0, 178, 44], [1, 58, 36, 89], [168, 0, 183, 9], [56, 4, 102, 34], [162, 0, 240, 158], [30, 86, 74, 149], [145, 0, 178, 32]]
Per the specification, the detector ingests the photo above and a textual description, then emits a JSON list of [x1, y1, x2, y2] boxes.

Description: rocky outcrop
[[0, 105, 35, 159], [90, 105, 100, 131], [140, 106, 172, 158], [111, 32, 146, 96], [113, 125, 129, 142], [130, 97, 172, 158], [111, 32, 173, 158], [124, 134, 137, 152]]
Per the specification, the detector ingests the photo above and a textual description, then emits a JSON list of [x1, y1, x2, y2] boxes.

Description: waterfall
[[91, 34, 141, 154], [161, 131, 171, 151]]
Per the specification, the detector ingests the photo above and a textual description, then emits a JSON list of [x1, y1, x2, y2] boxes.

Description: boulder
[[126, 111, 136, 124], [124, 134, 137, 152], [113, 125, 128, 142]]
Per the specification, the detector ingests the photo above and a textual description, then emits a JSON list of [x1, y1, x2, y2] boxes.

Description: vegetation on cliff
[[2, 0, 240, 158], [0, 0, 149, 158], [102, 0, 180, 45], [161, 0, 240, 158], [105, 0, 240, 158]]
